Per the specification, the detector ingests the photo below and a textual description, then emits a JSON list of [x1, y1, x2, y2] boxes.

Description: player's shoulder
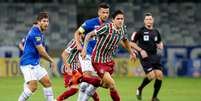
[[85, 17, 99, 25], [29, 27, 41, 36]]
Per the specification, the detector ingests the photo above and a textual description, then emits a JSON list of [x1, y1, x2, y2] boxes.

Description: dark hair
[[32, 21, 38, 25], [36, 12, 49, 21], [144, 12, 153, 18], [98, 2, 110, 10], [112, 10, 124, 19]]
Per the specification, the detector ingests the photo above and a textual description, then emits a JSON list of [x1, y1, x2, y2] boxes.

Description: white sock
[[81, 84, 97, 101], [18, 85, 32, 101], [77, 82, 89, 101], [43, 87, 54, 101]]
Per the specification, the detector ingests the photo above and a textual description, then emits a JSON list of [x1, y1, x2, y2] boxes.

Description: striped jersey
[[64, 39, 80, 71], [78, 17, 109, 55], [92, 23, 128, 63]]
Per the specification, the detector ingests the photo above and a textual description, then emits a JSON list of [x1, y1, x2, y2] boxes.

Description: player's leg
[[38, 67, 54, 101], [80, 82, 100, 101], [78, 55, 100, 101], [102, 72, 120, 101], [57, 70, 79, 101], [136, 59, 155, 100], [57, 85, 79, 101], [18, 66, 38, 101], [151, 69, 163, 101]]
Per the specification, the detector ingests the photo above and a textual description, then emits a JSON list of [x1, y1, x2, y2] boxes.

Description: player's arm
[[74, 29, 83, 51], [33, 34, 56, 69], [130, 32, 148, 58], [61, 50, 69, 68], [157, 42, 164, 50], [156, 31, 164, 50], [18, 41, 24, 51], [121, 39, 136, 61], [81, 30, 96, 59], [36, 45, 54, 63]]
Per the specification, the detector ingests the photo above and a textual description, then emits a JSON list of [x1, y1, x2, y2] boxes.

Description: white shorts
[[79, 54, 95, 72], [20, 64, 48, 83]]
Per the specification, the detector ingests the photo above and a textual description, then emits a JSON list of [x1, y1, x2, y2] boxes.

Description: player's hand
[[81, 49, 86, 60], [130, 52, 136, 61], [140, 50, 148, 59], [50, 60, 57, 72]]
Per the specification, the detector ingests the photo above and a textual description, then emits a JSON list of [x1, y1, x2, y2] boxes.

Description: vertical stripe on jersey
[[94, 24, 109, 62], [95, 34, 109, 62], [101, 24, 114, 63]]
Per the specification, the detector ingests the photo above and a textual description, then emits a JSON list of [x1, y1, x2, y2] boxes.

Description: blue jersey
[[20, 26, 44, 66], [79, 17, 107, 55]]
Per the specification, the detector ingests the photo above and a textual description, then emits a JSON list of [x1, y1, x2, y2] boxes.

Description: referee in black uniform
[[130, 13, 164, 101]]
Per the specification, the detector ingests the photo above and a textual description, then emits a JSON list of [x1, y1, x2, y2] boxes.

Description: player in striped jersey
[[74, 3, 110, 101], [81, 10, 136, 101], [57, 39, 82, 101]]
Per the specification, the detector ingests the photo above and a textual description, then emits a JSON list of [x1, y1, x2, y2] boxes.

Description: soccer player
[[18, 12, 56, 101], [74, 3, 110, 101], [18, 22, 38, 57], [130, 13, 164, 101], [57, 39, 82, 101], [18, 37, 25, 57], [81, 10, 136, 101]]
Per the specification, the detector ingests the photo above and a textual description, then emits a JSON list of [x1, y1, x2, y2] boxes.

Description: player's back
[[20, 26, 44, 66]]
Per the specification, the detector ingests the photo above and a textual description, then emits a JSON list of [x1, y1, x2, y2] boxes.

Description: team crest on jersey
[[35, 37, 41, 41], [143, 35, 149, 41]]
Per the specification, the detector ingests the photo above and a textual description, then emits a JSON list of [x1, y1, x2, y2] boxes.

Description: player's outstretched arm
[[61, 50, 70, 68], [122, 39, 136, 60], [81, 31, 96, 59], [130, 42, 148, 59], [156, 42, 164, 50], [36, 45, 56, 69], [18, 41, 24, 51], [74, 29, 83, 51]]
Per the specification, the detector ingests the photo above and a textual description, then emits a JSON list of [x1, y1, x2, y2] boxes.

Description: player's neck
[[113, 23, 121, 31], [145, 25, 153, 30], [36, 25, 44, 33], [98, 17, 104, 24]]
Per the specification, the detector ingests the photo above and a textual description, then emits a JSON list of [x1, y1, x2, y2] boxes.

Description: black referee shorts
[[140, 54, 163, 74]]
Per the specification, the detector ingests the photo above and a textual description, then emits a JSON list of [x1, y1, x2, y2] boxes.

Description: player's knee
[[156, 73, 163, 80], [108, 81, 116, 89], [80, 82, 89, 92], [155, 70, 163, 80], [27, 81, 38, 92], [43, 80, 52, 87], [147, 72, 155, 80], [29, 85, 38, 92]]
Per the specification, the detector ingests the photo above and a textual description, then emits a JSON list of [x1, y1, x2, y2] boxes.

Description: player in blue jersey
[[18, 12, 56, 101], [74, 3, 110, 101], [18, 22, 38, 57]]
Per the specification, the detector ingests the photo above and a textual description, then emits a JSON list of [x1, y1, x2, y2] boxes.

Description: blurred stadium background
[[0, 0, 201, 101]]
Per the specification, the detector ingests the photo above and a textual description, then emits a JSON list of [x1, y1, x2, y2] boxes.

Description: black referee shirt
[[131, 26, 162, 54]]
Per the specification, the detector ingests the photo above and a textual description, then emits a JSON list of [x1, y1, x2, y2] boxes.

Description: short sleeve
[[32, 34, 43, 46], [131, 31, 139, 43], [121, 25, 128, 40], [156, 30, 162, 43], [64, 40, 75, 53], [95, 24, 109, 36]]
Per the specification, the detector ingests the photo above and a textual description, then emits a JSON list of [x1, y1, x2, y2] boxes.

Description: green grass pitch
[[0, 76, 201, 101]]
